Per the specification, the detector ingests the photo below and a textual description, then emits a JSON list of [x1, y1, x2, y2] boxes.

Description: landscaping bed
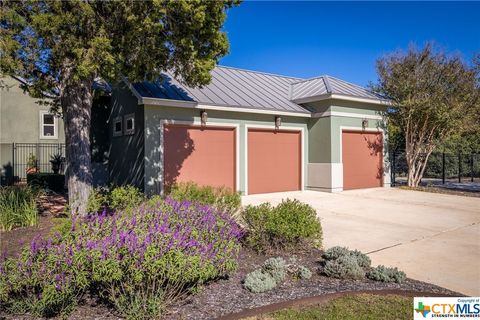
[[166, 247, 460, 320]]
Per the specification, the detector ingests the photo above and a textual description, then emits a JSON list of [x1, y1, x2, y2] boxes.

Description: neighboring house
[[0, 76, 65, 185], [0, 76, 110, 186], [109, 66, 390, 195]]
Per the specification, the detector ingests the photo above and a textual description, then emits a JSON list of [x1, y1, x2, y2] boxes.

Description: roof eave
[[140, 96, 311, 118]]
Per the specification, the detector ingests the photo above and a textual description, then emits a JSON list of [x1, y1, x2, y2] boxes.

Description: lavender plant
[[0, 197, 243, 318]]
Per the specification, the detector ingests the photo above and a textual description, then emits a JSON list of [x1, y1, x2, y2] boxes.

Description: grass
[[247, 294, 412, 320], [0, 186, 40, 231]]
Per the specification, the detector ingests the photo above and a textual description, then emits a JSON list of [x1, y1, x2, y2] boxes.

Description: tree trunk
[[61, 79, 94, 215]]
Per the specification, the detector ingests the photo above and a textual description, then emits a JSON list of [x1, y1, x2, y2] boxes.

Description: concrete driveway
[[242, 188, 480, 296]]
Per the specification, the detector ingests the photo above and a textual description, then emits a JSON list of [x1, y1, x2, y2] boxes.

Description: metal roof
[[290, 76, 387, 103], [132, 66, 387, 114]]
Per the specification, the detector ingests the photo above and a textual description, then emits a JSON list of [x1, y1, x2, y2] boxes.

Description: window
[[124, 113, 135, 135], [113, 116, 123, 137], [40, 111, 57, 139]]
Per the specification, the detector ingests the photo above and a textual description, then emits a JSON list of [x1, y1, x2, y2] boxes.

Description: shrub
[[262, 257, 286, 284], [86, 185, 144, 213], [0, 197, 243, 318], [322, 246, 371, 269], [298, 266, 312, 280], [367, 265, 406, 283], [168, 182, 241, 214], [244, 269, 277, 293], [0, 186, 39, 231], [322, 246, 351, 261], [27, 173, 65, 192], [323, 255, 365, 280], [242, 199, 322, 252]]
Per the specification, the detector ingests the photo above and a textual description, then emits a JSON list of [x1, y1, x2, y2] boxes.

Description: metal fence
[[12, 143, 66, 182], [390, 149, 480, 186]]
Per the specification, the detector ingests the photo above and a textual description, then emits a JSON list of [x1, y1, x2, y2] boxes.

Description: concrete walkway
[[242, 188, 480, 296]]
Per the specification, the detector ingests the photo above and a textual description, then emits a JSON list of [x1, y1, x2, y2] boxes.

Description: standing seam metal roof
[[132, 65, 386, 114]]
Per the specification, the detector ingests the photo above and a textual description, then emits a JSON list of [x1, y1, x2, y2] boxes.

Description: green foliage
[[26, 154, 37, 169], [322, 246, 371, 270], [0, 198, 242, 318], [367, 265, 406, 284], [297, 266, 312, 280], [86, 185, 144, 213], [262, 257, 287, 284], [244, 269, 277, 293], [323, 255, 365, 280], [242, 199, 322, 252], [372, 43, 480, 187], [109, 185, 144, 211], [1, 1, 240, 107], [27, 173, 65, 192], [168, 182, 241, 213], [322, 246, 351, 261], [0, 186, 39, 231]]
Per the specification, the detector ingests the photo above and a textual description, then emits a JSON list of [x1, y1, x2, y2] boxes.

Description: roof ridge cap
[[216, 65, 303, 80], [322, 76, 332, 94], [290, 75, 330, 85]]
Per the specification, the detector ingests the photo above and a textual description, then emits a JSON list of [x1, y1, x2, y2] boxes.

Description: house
[[109, 66, 390, 195], [0, 76, 110, 186]]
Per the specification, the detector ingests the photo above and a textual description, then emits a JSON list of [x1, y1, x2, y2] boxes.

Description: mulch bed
[[165, 247, 461, 320]]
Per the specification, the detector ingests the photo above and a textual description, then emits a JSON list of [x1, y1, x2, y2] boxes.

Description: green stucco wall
[[108, 84, 145, 189], [143, 105, 309, 195]]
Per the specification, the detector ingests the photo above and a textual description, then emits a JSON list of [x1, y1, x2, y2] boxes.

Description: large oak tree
[[0, 0, 239, 214], [373, 44, 479, 187]]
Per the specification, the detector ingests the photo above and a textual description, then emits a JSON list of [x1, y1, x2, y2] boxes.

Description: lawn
[[250, 294, 412, 320]]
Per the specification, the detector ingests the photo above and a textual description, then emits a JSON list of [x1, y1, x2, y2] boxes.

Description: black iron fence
[[390, 149, 480, 186], [12, 143, 66, 182]]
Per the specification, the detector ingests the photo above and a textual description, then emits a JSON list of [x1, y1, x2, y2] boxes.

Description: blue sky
[[220, 1, 480, 86]]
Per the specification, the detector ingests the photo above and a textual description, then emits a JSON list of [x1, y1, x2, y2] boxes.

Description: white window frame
[[39, 111, 58, 140], [124, 113, 135, 135], [113, 116, 123, 137]]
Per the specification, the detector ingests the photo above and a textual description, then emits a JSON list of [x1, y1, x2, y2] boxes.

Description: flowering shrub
[[0, 198, 243, 318]]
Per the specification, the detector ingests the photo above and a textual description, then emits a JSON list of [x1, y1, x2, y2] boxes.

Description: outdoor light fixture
[[200, 110, 208, 126], [362, 119, 368, 130], [275, 116, 282, 129]]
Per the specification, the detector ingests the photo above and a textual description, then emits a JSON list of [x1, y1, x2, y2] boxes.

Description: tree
[[0, 0, 239, 214], [373, 44, 479, 187]]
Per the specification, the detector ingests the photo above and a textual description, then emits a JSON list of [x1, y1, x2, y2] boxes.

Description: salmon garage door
[[248, 129, 301, 194], [342, 130, 383, 190], [164, 125, 236, 191]]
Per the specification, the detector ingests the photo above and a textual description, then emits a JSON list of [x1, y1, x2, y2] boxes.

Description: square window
[[43, 114, 54, 125], [124, 114, 135, 135], [43, 126, 55, 136], [113, 116, 123, 137]]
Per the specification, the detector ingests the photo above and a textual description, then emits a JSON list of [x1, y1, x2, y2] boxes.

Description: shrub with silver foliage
[[298, 266, 312, 280], [244, 269, 277, 293], [322, 246, 371, 269], [262, 257, 286, 284], [323, 255, 365, 279], [367, 265, 406, 283], [322, 246, 351, 261]]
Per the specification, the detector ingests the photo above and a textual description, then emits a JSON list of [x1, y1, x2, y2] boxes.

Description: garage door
[[248, 129, 301, 194], [342, 130, 383, 190], [164, 125, 236, 191]]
